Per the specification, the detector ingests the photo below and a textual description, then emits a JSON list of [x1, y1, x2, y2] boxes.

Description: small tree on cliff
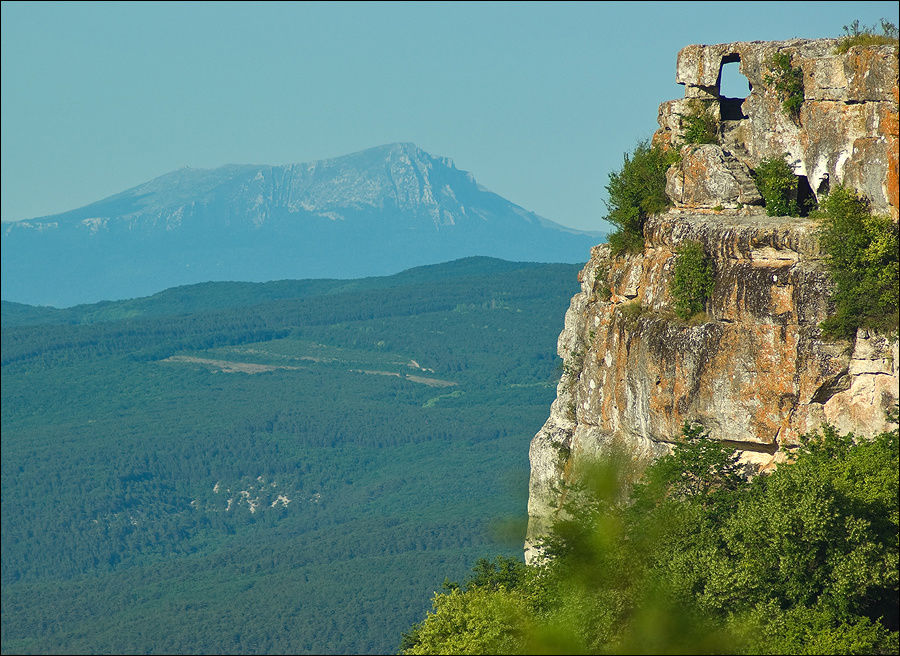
[[753, 153, 801, 217], [764, 51, 804, 121], [815, 185, 899, 338], [670, 240, 715, 320], [605, 140, 678, 254]]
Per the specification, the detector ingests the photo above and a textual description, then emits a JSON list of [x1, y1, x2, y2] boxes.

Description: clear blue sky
[[2, 1, 896, 231]]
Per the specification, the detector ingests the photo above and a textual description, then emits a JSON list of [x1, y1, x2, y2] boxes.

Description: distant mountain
[[1, 143, 606, 307]]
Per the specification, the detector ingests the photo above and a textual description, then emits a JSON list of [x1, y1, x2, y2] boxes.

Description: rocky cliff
[[526, 38, 899, 561], [657, 38, 898, 218]]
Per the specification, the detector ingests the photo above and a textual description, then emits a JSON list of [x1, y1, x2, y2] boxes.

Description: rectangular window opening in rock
[[718, 56, 751, 120]]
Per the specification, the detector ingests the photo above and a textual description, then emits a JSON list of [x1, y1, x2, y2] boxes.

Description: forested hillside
[[1, 257, 581, 654]]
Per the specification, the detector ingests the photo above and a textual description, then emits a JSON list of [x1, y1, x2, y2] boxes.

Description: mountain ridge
[[2, 143, 606, 307], [0, 256, 559, 323]]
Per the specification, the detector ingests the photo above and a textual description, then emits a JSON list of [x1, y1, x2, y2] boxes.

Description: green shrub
[[753, 153, 803, 217], [834, 19, 899, 53], [598, 281, 612, 302], [619, 301, 648, 323], [764, 51, 804, 121], [677, 101, 719, 146], [596, 262, 612, 301], [605, 140, 679, 254], [671, 241, 715, 320], [814, 186, 899, 338]]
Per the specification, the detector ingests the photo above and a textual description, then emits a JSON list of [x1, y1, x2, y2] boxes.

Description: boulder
[[665, 144, 762, 209]]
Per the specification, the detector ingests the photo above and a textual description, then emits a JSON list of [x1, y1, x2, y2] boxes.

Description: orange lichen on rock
[[527, 211, 898, 558], [880, 102, 899, 219]]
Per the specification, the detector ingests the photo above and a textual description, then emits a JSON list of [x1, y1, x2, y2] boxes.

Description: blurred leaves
[[403, 420, 900, 654]]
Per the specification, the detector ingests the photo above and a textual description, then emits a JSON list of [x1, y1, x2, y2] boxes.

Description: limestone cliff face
[[526, 38, 899, 562]]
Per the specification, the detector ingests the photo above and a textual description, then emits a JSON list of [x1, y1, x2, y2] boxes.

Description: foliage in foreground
[[605, 140, 678, 255], [814, 185, 900, 339], [401, 421, 900, 654]]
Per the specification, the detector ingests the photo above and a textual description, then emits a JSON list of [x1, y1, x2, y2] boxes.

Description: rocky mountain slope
[[1, 143, 603, 307], [527, 38, 899, 560]]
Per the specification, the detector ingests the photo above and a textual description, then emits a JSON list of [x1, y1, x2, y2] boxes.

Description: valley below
[[0, 258, 581, 654]]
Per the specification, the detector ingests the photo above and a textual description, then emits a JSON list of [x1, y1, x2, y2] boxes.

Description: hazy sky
[[2, 1, 896, 231]]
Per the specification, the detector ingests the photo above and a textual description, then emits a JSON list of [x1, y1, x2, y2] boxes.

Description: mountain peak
[[300, 142, 460, 186]]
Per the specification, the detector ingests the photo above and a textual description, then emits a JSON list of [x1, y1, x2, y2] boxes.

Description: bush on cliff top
[[605, 140, 678, 255], [815, 185, 899, 339], [401, 420, 900, 654], [834, 19, 899, 53]]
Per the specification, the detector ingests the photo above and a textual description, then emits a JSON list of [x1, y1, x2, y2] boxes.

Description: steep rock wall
[[526, 38, 899, 562], [526, 212, 899, 560]]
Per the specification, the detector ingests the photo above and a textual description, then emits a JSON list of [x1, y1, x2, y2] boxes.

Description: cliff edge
[[526, 38, 899, 562]]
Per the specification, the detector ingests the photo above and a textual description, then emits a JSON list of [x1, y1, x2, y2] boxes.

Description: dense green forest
[[402, 423, 900, 655], [1, 257, 582, 654]]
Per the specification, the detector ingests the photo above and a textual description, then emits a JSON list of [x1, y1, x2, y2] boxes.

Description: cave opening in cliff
[[718, 55, 750, 120], [796, 175, 815, 216]]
